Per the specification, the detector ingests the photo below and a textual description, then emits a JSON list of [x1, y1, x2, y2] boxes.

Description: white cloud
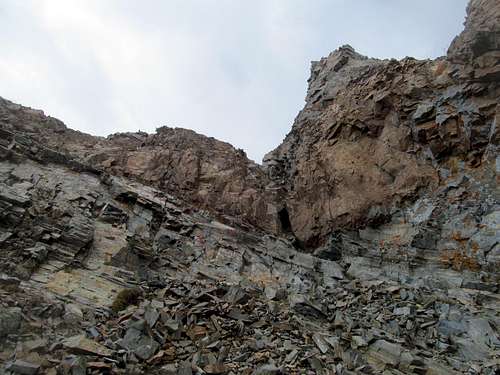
[[0, 0, 468, 162]]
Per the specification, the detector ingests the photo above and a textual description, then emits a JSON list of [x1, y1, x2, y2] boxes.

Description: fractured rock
[[6, 360, 40, 375], [0, 306, 22, 336], [117, 320, 160, 360], [62, 335, 113, 357]]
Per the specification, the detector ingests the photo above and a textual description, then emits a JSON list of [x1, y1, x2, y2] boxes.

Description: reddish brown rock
[[448, 0, 500, 70], [83, 127, 275, 231], [0, 100, 278, 233], [264, 0, 499, 247]]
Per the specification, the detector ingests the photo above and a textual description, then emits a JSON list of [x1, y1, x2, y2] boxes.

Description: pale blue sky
[[0, 0, 468, 162]]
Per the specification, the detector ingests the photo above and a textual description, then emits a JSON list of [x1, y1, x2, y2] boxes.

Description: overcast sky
[[0, 0, 468, 162]]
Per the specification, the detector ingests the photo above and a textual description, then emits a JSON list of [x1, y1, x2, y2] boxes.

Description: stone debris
[[1, 270, 499, 374], [62, 335, 113, 357], [5, 360, 40, 375], [0, 306, 22, 336]]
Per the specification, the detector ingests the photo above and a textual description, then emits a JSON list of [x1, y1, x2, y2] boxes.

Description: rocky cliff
[[0, 99, 277, 233], [0, 0, 499, 374], [263, 0, 499, 286], [264, 0, 499, 247]]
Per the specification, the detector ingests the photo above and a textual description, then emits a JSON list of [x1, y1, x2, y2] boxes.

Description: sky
[[0, 0, 468, 162]]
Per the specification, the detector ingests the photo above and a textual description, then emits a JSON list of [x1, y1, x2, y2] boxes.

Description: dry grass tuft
[[111, 288, 142, 313]]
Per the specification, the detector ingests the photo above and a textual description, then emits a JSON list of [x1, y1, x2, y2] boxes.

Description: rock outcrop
[[0, 0, 499, 373], [0, 99, 278, 234], [264, 0, 499, 249], [262, 0, 500, 290]]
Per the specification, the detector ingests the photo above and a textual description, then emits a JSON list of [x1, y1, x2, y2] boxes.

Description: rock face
[[0, 0, 499, 373], [261, 0, 500, 291], [0, 100, 277, 234], [264, 1, 499, 249], [448, 0, 500, 74]]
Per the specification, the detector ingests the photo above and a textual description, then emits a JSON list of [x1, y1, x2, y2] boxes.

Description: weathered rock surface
[[0, 0, 498, 373], [0, 100, 277, 235], [264, 1, 499, 248]]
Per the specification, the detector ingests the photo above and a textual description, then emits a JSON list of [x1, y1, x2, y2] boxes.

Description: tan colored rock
[[62, 335, 113, 357]]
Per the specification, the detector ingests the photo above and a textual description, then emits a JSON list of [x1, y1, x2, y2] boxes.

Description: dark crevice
[[278, 207, 292, 234], [278, 206, 304, 250]]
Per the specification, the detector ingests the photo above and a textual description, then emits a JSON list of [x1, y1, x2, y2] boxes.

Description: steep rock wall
[[0, 99, 279, 234], [264, 0, 499, 254], [0, 0, 498, 284]]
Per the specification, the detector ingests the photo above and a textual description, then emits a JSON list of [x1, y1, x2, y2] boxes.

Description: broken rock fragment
[[0, 306, 22, 336], [62, 335, 113, 357], [117, 320, 160, 361], [5, 360, 40, 375]]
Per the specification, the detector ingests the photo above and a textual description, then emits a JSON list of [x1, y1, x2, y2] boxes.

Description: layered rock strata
[[0, 0, 499, 373]]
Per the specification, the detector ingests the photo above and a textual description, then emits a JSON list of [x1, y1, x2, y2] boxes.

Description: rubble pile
[[1, 269, 499, 374]]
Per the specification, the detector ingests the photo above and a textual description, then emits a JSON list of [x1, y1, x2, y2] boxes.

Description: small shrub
[[111, 288, 142, 313]]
